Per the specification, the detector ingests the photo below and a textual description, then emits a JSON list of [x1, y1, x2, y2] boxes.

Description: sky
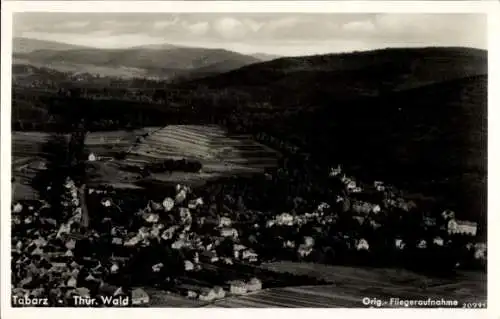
[[13, 13, 487, 56]]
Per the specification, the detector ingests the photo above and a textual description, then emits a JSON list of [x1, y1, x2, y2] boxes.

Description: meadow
[[11, 125, 281, 199]]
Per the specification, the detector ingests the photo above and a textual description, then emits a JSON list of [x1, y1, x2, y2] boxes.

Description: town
[[11, 145, 486, 306]]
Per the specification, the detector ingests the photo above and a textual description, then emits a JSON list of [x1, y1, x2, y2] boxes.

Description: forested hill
[[178, 47, 486, 105], [175, 47, 487, 223]]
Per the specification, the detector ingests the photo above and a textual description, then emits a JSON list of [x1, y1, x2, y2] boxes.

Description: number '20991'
[[462, 302, 486, 308]]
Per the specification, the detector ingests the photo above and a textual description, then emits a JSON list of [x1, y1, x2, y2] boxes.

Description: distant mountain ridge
[[13, 37, 262, 80], [250, 53, 282, 61], [13, 37, 92, 53]]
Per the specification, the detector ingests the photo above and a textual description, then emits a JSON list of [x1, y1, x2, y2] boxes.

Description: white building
[[131, 288, 150, 306], [356, 238, 370, 251], [395, 238, 406, 250], [214, 286, 226, 299], [242, 250, 258, 263], [329, 165, 342, 177], [219, 217, 232, 228], [230, 281, 247, 295], [199, 288, 217, 301], [184, 260, 194, 271], [276, 213, 294, 226], [417, 239, 427, 249], [433, 237, 444, 246], [162, 197, 175, 212], [448, 219, 478, 236], [220, 227, 238, 239], [246, 278, 262, 292], [88, 153, 97, 162]]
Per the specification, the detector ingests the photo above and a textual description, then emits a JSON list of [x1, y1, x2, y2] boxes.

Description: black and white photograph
[[1, 1, 497, 315]]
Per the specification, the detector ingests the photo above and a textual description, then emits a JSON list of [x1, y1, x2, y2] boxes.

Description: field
[[145, 288, 208, 307], [214, 261, 487, 308], [11, 125, 282, 199], [121, 125, 281, 185]]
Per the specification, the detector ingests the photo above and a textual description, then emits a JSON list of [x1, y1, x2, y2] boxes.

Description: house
[[229, 281, 247, 295], [148, 200, 163, 211], [441, 210, 456, 220], [152, 263, 164, 273], [13, 203, 23, 213], [187, 290, 198, 299], [110, 263, 120, 274], [423, 217, 437, 227], [201, 251, 219, 263], [75, 287, 91, 298], [219, 217, 232, 228], [433, 237, 444, 246], [352, 216, 365, 225], [124, 235, 141, 247], [283, 240, 296, 249], [394, 238, 406, 250], [246, 278, 262, 292], [352, 202, 372, 215], [374, 181, 384, 187], [175, 189, 187, 204], [222, 257, 233, 265], [298, 244, 312, 257], [220, 227, 238, 239], [346, 181, 357, 191], [88, 153, 97, 162], [276, 213, 294, 226], [351, 187, 363, 193], [171, 240, 186, 250], [101, 198, 112, 207], [242, 250, 259, 263], [161, 226, 178, 240], [369, 220, 382, 230], [448, 219, 478, 236], [143, 213, 159, 224], [199, 288, 217, 301], [317, 202, 330, 212], [188, 198, 204, 209], [356, 239, 370, 251], [303, 236, 315, 248], [474, 243, 486, 260], [417, 239, 427, 249], [214, 286, 226, 299], [184, 260, 194, 271], [67, 276, 78, 288], [233, 244, 247, 259], [179, 207, 192, 221], [329, 165, 342, 177], [372, 205, 381, 214], [162, 197, 175, 212], [131, 288, 150, 306]]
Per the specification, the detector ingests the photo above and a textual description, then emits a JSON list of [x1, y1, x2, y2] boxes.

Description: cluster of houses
[[260, 164, 486, 263], [177, 277, 263, 302], [11, 177, 151, 306]]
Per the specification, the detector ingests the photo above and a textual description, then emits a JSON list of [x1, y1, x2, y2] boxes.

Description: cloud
[[184, 21, 210, 36], [13, 13, 487, 55], [265, 17, 300, 31], [55, 21, 90, 29], [243, 19, 265, 32], [213, 17, 248, 39], [153, 18, 180, 30], [342, 20, 375, 33]]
